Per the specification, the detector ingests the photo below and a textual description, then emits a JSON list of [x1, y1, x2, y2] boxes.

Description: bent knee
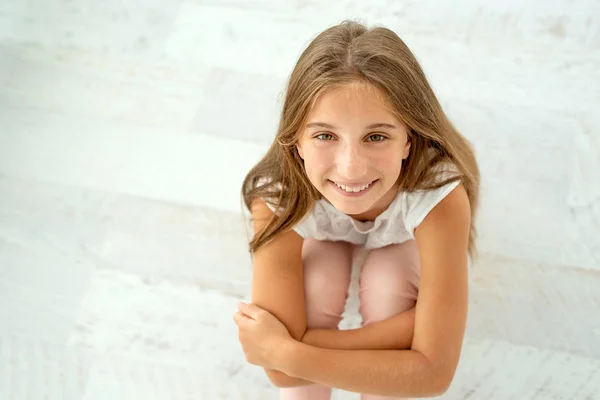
[[303, 240, 353, 328]]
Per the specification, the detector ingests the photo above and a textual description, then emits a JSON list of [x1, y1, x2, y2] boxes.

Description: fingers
[[237, 302, 260, 320], [234, 302, 265, 329], [233, 310, 248, 326]]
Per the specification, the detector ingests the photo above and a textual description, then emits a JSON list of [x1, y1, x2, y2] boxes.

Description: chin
[[326, 197, 374, 216]]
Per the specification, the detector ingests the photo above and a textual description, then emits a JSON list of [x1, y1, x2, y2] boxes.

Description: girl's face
[[296, 84, 411, 220]]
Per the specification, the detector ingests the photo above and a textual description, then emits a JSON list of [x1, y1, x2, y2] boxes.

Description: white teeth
[[334, 181, 372, 192]]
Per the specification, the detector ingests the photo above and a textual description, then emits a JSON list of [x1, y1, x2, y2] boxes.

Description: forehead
[[308, 83, 397, 120]]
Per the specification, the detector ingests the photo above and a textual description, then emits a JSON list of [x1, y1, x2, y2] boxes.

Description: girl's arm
[[272, 184, 471, 397], [301, 306, 415, 350], [248, 199, 313, 388]]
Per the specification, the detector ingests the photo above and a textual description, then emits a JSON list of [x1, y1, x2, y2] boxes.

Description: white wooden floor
[[1, 0, 600, 398]]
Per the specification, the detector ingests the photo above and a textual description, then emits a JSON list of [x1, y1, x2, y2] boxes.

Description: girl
[[234, 20, 479, 399]]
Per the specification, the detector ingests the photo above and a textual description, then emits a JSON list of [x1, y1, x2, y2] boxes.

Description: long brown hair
[[242, 20, 480, 257]]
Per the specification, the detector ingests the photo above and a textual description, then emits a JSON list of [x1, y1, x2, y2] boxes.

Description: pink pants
[[280, 239, 420, 400]]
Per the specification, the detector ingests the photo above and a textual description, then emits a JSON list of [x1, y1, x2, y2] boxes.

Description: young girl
[[233, 20, 479, 399]]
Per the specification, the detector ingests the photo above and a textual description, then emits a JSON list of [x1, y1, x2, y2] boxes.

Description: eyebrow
[[305, 122, 398, 130]]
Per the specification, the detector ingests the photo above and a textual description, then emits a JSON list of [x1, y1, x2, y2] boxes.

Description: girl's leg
[[358, 240, 420, 400], [280, 239, 353, 400]]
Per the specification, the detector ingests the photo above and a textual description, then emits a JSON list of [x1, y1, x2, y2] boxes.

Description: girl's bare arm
[[301, 306, 415, 350], [247, 199, 313, 388]]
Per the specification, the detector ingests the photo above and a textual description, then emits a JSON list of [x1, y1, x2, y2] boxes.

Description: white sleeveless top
[[264, 167, 461, 250]]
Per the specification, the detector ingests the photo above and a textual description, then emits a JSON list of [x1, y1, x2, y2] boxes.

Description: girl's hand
[[233, 302, 294, 370]]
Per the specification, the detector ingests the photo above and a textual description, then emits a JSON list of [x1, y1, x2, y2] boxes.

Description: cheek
[[372, 150, 403, 176], [302, 148, 329, 176]]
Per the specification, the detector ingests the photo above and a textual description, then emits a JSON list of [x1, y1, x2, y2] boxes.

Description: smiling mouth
[[329, 179, 378, 193]]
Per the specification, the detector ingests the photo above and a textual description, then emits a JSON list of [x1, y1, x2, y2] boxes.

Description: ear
[[296, 143, 304, 160], [402, 138, 411, 160]]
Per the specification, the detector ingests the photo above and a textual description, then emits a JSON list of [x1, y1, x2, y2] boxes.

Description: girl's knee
[[359, 291, 416, 327], [358, 242, 420, 325], [303, 240, 353, 329]]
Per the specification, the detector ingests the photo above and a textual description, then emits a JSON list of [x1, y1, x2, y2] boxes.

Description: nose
[[336, 143, 368, 179]]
